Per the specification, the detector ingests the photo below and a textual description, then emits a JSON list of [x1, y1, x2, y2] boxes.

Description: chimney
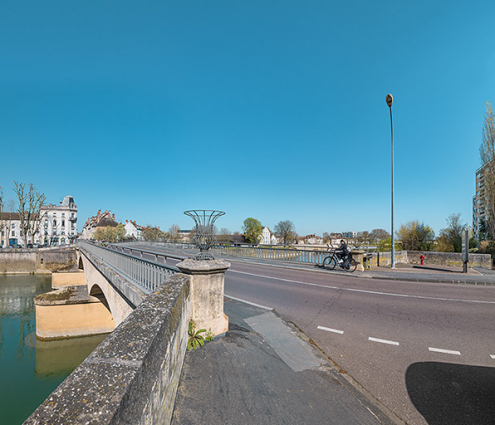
[[112, 214, 115, 220]]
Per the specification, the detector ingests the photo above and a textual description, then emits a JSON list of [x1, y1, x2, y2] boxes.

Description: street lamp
[[386, 93, 395, 269]]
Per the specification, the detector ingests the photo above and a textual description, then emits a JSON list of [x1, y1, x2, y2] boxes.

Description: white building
[[260, 227, 271, 245], [124, 220, 143, 240], [0, 195, 77, 248]]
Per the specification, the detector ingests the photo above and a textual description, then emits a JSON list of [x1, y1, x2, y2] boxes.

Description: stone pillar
[[350, 251, 365, 272], [177, 258, 230, 337]]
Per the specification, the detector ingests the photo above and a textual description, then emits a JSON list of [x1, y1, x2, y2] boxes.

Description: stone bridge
[[25, 241, 230, 425]]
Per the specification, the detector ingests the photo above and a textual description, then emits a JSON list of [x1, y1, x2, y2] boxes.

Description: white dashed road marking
[[428, 347, 461, 355], [368, 337, 400, 346], [317, 326, 344, 335]]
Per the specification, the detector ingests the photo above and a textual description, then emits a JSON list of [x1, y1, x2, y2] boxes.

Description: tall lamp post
[[386, 93, 395, 269]]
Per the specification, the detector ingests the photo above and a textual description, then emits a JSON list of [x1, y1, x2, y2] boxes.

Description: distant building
[[342, 231, 357, 239], [82, 210, 118, 240], [473, 164, 488, 239], [261, 227, 271, 245], [298, 234, 323, 245], [124, 220, 143, 240], [0, 195, 77, 247]]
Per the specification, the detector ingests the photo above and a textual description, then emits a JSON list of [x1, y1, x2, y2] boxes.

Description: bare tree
[[13, 182, 46, 247], [274, 220, 296, 246], [480, 102, 495, 239]]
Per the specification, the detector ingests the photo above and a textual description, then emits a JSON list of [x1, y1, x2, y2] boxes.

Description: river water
[[0, 275, 107, 425]]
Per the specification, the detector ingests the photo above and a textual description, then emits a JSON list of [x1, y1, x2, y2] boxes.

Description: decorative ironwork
[[184, 210, 225, 260]]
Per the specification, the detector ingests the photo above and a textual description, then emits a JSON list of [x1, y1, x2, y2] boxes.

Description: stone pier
[[177, 258, 230, 337]]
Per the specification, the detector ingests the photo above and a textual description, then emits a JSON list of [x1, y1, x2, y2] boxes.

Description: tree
[[13, 182, 46, 247], [142, 225, 168, 241], [396, 221, 435, 251], [479, 102, 495, 240], [242, 218, 263, 244], [219, 228, 230, 235], [274, 220, 296, 246], [370, 229, 390, 242], [436, 213, 466, 253], [169, 224, 182, 242]]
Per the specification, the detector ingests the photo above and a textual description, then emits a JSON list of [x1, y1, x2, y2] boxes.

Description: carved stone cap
[[177, 258, 231, 275]]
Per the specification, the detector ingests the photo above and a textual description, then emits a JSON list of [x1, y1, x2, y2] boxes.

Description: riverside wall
[[370, 250, 491, 269], [0, 247, 78, 274]]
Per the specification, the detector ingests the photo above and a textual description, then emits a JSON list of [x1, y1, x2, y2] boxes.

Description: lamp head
[[386, 93, 393, 107]]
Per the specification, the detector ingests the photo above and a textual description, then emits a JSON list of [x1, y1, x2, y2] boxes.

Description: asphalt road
[[135, 246, 495, 424], [221, 260, 495, 425]]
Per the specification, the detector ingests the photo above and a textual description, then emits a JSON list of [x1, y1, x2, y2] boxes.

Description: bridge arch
[[80, 254, 134, 326]]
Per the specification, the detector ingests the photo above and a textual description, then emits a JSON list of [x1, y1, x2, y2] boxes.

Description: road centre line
[[490, 354, 495, 359], [368, 337, 400, 346], [228, 269, 495, 305], [317, 326, 344, 334], [428, 347, 461, 355]]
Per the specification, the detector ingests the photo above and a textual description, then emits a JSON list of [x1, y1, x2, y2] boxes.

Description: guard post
[[462, 229, 469, 274]]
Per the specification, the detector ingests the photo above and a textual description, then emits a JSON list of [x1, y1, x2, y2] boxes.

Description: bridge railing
[[79, 240, 180, 293], [129, 241, 330, 265]]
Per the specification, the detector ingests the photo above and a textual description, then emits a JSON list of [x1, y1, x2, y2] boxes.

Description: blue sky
[[1, 1, 493, 237]]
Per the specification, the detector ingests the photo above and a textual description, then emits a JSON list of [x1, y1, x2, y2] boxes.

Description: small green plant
[[187, 320, 208, 351], [205, 330, 214, 342]]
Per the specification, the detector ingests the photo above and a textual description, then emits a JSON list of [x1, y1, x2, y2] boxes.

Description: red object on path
[[420, 255, 425, 266]]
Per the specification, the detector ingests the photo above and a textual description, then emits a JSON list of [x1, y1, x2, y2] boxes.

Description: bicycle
[[321, 249, 357, 273]]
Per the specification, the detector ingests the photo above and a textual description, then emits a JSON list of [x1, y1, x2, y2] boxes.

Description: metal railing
[[79, 240, 180, 293], [209, 245, 329, 265]]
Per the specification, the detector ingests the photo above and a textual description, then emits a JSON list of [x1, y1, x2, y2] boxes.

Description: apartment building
[[473, 164, 488, 239], [0, 195, 77, 247]]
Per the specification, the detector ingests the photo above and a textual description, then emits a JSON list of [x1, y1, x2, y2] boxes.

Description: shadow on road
[[406, 361, 495, 424]]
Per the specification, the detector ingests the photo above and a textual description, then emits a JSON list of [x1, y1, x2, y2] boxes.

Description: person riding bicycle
[[335, 239, 349, 264]]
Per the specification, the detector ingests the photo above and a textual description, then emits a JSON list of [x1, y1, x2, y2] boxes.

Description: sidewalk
[[171, 298, 401, 425], [364, 263, 495, 285]]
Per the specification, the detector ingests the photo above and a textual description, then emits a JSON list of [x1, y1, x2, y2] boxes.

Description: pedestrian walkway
[[171, 298, 400, 425], [365, 263, 495, 285]]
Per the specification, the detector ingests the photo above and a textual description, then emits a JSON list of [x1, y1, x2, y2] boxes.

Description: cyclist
[[335, 239, 349, 264]]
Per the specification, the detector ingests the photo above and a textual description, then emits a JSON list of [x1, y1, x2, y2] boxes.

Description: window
[[11, 231, 14, 237], [62, 213, 65, 218], [62, 220, 65, 227]]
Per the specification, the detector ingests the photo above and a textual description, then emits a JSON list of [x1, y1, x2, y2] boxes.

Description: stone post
[[176, 258, 230, 337], [350, 251, 365, 272]]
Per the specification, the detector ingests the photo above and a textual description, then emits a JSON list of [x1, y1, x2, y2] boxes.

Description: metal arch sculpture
[[184, 210, 225, 260]]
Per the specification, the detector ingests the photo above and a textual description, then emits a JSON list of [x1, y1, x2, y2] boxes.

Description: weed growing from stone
[[187, 320, 207, 351]]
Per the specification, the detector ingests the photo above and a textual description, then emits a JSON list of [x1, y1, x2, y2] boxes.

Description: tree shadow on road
[[406, 362, 495, 424]]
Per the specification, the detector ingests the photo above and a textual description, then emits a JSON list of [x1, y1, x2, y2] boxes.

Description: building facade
[[473, 164, 488, 240], [82, 210, 118, 240], [0, 195, 77, 248], [124, 220, 143, 240]]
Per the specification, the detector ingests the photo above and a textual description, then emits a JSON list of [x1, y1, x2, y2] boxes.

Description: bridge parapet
[[24, 273, 191, 425]]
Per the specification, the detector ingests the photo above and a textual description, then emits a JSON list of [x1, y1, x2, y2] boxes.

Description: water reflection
[[35, 333, 107, 377], [0, 275, 106, 425]]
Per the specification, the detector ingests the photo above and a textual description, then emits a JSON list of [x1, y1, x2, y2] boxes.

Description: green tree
[[480, 102, 495, 240], [242, 218, 263, 244], [142, 225, 168, 241], [274, 220, 296, 246], [377, 237, 401, 252], [436, 213, 466, 253], [396, 221, 435, 251]]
